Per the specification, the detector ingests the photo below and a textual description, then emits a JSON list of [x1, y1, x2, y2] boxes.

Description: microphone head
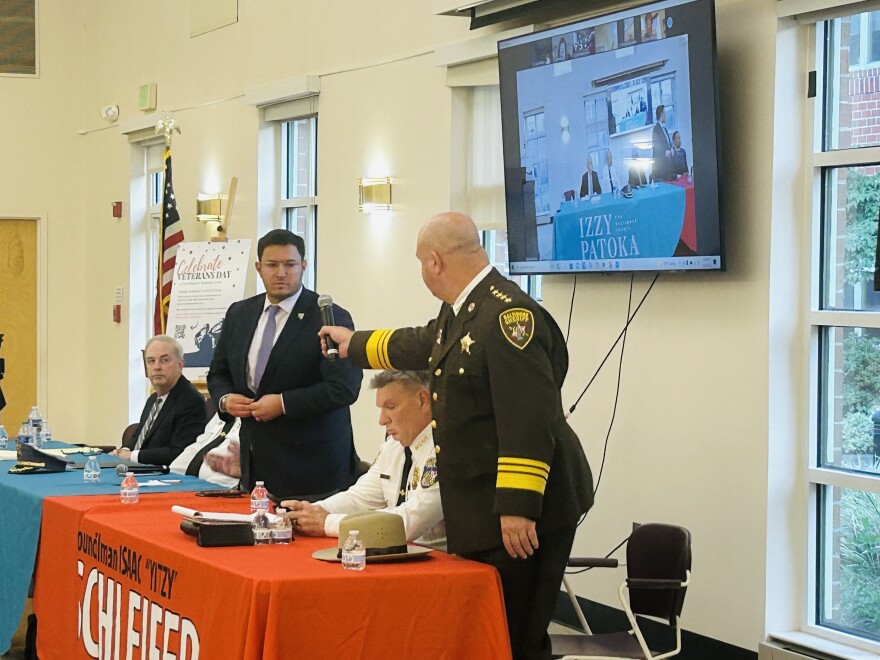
[[317, 294, 333, 309], [115, 464, 128, 477]]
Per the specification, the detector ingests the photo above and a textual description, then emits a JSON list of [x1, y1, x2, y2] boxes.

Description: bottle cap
[[276, 507, 286, 514], [125, 471, 134, 477], [256, 481, 264, 486], [350, 530, 359, 535]]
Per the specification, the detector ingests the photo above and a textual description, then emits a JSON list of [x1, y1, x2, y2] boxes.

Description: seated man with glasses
[[208, 229, 363, 500], [112, 335, 206, 466]]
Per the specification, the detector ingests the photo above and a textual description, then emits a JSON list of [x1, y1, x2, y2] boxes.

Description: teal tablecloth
[[553, 182, 686, 262], [0, 441, 223, 653]]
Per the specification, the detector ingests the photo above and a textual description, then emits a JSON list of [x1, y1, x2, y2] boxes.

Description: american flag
[[154, 147, 184, 335]]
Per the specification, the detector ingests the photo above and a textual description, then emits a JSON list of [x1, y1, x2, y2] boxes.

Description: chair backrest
[[626, 523, 691, 624], [121, 423, 139, 447]]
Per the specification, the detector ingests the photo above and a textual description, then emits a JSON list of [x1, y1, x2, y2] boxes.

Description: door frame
[[0, 213, 49, 414]]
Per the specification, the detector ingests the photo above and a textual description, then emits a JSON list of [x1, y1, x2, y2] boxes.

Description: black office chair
[[563, 189, 576, 201], [551, 523, 692, 660]]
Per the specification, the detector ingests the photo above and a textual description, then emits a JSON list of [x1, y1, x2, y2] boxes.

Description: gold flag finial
[[155, 117, 181, 147]]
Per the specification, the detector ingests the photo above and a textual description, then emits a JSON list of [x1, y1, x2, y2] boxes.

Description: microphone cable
[[591, 273, 633, 499], [568, 272, 660, 417], [565, 274, 577, 344]]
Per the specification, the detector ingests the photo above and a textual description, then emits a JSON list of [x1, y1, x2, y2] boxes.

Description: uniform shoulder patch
[[420, 457, 438, 488], [499, 308, 534, 349]]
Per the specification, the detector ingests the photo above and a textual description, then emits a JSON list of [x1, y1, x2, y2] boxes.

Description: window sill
[[768, 631, 880, 659]]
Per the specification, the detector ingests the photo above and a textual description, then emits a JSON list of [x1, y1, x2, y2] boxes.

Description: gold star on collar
[[460, 332, 476, 354]]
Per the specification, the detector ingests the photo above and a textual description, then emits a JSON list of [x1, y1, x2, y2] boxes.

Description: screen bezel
[[497, 0, 724, 276]]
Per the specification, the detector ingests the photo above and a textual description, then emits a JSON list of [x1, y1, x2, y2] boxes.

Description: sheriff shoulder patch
[[499, 308, 534, 349], [420, 457, 438, 488]]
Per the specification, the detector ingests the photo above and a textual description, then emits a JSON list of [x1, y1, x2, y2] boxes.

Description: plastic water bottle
[[38, 420, 52, 446], [252, 511, 271, 545], [250, 481, 269, 515], [18, 421, 32, 446], [0, 425, 8, 450], [341, 530, 366, 571], [28, 406, 42, 436], [270, 508, 293, 545], [120, 472, 139, 504], [83, 455, 101, 483]]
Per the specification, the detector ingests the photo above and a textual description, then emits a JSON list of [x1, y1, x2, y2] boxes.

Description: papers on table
[[171, 505, 278, 524]]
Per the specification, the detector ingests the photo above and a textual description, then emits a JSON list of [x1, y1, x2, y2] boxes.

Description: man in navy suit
[[113, 335, 206, 466], [579, 155, 602, 198], [207, 230, 362, 498], [671, 131, 689, 177], [652, 104, 674, 181]]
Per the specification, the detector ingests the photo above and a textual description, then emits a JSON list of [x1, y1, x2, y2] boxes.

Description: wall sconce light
[[358, 177, 392, 212], [196, 193, 225, 222]]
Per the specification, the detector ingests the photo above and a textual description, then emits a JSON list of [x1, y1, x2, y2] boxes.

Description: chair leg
[[617, 581, 652, 659], [563, 575, 592, 634]]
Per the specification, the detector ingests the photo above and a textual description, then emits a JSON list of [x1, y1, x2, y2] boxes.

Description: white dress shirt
[[452, 264, 493, 315], [246, 289, 301, 393], [169, 413, 240, 488], [318, 424, 447, 551]]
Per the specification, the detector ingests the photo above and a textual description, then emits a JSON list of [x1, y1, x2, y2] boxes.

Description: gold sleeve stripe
[[498, 457, 550, 474], [365, 330, 394, 370], [379, 328, 395, 369], [498, 465, 549, 479], [497, 472, 547, 495]]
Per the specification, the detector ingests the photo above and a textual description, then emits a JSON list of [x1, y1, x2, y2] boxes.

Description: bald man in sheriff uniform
[[322, 212, 593, 660]]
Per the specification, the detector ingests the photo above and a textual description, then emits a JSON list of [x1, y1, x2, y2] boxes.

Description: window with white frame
[[847, 11, 880, 68], [147, 144, 164, 336], [811, 13, 880, 647], [281, 116, 317, 289], [453, 84, 542, 300], [482, 229, 542, 301]]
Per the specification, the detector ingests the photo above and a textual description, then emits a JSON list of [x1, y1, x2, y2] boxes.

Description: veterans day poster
[[166, 239, 251, 381]]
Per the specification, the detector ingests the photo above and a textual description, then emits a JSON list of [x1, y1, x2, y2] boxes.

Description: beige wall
[[0, 0, 799, 652]]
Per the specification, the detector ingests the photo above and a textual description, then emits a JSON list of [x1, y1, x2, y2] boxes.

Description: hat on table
[[312, 511, 433, 562]]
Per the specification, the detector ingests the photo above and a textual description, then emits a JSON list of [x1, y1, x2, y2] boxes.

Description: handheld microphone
[[115, 464, 170, 477], [317, 294, 339, 360]]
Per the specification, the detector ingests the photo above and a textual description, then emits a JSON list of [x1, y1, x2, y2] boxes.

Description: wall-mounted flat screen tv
[[498, 0, 722, 274]]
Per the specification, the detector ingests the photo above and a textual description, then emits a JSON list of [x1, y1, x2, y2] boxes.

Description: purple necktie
[[253, 305, 279, 391]]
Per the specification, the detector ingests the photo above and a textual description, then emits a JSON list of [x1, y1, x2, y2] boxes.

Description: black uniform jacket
[[127, 374, 206, 467], [348, 268, 593, 554], [207, 288, 363, 498]]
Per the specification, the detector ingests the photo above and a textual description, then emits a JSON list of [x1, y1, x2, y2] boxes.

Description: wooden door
[[0, 219, 37, 431]]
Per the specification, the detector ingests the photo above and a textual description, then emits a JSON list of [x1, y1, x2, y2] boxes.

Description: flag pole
[[153, 117, 183, 335]]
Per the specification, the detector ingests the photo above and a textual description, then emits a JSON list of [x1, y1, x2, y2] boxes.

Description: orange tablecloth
[[33, 492, 511, 660]]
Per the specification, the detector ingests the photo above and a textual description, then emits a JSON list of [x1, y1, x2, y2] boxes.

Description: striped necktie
[[134, 397, 163, 450]]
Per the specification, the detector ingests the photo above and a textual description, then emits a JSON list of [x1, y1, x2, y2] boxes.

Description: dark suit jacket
[[207, 288, 363, 498], [652, 122, 673, 181], [671, 147, 689, 177], [126, 374, 205, 466], [579, 170, 601, 198], [348, 269, 593, 554]]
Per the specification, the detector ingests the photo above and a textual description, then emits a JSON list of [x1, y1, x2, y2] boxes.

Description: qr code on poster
[[174, 324, 185, 340]]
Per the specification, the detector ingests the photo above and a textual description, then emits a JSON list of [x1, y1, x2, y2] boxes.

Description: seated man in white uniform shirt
[[169, 413, 242, 488], [283, 370, 446, 551]]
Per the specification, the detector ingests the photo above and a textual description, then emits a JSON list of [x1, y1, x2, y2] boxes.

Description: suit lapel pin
[[460, 332, 476, 354], [467, 302, 475, 313], [436, 327, 444, 345], [297, 312, 304, 320]]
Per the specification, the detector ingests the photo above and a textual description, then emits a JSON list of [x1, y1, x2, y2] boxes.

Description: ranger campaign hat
[[312, 511, 433, 562]]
